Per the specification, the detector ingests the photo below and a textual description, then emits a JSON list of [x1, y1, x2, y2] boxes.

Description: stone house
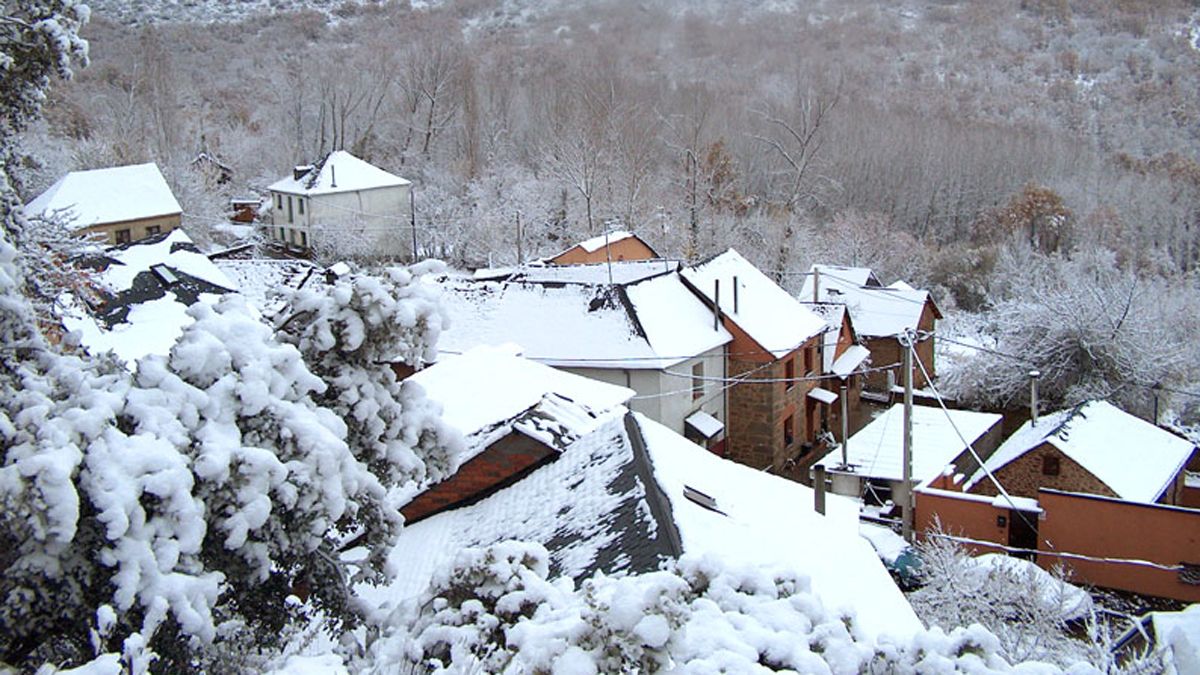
[[267, 150, 413, 259], [801, 265, 941, 392], [681, 250, 830, 474], [25, 163, 182, 245], [963, 400, 1197, 506]]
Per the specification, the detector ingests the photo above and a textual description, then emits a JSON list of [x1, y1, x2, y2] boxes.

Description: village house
[[401, 345, 635, 524], [547, 230, 658, 265], [801, 264, 941, 392], [802, 301, 871, 441], [63, 230, 236, 365], [916, 400, 1200, 601], [434, 261, 733, 454], [267, 150, 413, 258], [364, 374, 922, 641], [813, 403, 1004, 510], [680, 249, 831, 475], [25, 163, 182, 245]]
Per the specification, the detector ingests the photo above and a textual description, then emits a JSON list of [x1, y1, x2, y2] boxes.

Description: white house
[[267, 150, 413, 259], [434, 262, 733, 452], [25, 163, 182, 244]]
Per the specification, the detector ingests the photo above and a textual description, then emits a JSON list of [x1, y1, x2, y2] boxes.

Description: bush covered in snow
[[358, 541, 1105, 674]]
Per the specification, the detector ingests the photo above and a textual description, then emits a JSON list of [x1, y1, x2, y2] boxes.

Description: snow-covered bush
[[362, 541, 1100, 674], [275, 264, 462, 503], [909, 528, 1162, 672]]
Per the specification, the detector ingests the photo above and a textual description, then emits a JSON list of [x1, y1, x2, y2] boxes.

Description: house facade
[[25, 163, 182, 245], [681, 250, 832, 475], [803, 302, 870, 441], [267, 151, 413, 259]]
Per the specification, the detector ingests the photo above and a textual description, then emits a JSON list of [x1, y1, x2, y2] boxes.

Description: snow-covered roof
[[267, 150, 410, 196], [1148, 605, 1200, 673], [799, 264, 936, 338], [436, 273, 731, 369], [816, 403, 1003, 483], [575, 230, 635, 253], [638, 415, 922, 639], [212, 258, 322, 314], [475, 259, 680, 285], [966, 400, 1196, 503], [25, 163, 181, 227], [63, 230, 235, 365], [681, 249, 826, 358], [409, 346, 634, 462], [832, 345, 871, 378], [360, 412, 683, 610], [362, 412, 921, 640]]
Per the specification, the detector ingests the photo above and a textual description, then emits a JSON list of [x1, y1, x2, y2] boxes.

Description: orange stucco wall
[[550, 237, 657, 264], [1037, 490, 1200, 602], [915, 487, 1010, 555]]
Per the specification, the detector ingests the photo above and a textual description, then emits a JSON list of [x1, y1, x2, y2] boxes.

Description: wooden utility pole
[[901, 331, 914, 543], [515, 211, 523, 265]]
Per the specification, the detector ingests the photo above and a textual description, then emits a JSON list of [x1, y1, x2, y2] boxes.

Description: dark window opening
[[145, 225, 161, 236], [1042, 455, 1060, 476], [691, 362, 704, 400], [114, 229, 131, 244], [785, 358, 795, 390], [784, 414, 794, 447]]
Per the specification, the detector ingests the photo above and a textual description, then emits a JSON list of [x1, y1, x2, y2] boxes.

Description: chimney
[[1029, 370, 1041, 425], [293, 165, 311, 181], [733, 276, 739, 313], [330, 164, 337, 189]]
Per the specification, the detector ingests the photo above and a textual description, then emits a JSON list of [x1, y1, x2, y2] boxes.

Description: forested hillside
[[23, 0, 1200, 419]]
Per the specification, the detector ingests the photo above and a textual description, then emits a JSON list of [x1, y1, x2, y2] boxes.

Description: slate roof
[[63, 230, 235, 364], [473, 259, 680, 285], [363, 412, 683, 607], [436, 272, 730, 369]]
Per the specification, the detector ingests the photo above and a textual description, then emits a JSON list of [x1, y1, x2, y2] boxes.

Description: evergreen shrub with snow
[[361, 541, 1099, 674]]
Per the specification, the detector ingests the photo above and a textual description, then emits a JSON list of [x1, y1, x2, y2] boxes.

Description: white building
[[267, 151, 413, 259]]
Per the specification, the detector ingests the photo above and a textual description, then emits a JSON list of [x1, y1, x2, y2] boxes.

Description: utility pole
[[812, 267, 820, 303], [604, 229, 614, 286], [515, 211, 523, 265], [409, 188, 418, 262], [901, 331, 914, 543], [840, 383, 849, 467]]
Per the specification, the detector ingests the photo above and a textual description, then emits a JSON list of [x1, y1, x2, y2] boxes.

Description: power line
[[924, 531, 1185, 573]]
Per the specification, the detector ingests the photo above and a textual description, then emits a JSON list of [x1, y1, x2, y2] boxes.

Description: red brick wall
[[1037, 489, 1200, 602], [860, 302, 937, 391], [401, 432, 557, 524], [968, 441, 1118, 501]]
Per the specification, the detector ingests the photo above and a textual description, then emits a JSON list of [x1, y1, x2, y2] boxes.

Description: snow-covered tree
[[909, 527, 1163, 672], [359, 541, 1107, 674], [275, 265, 462, 546]]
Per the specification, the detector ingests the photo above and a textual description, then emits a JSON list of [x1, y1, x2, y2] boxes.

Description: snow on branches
[[276, 263, 462, 497], [361, 541, 1094, 674]]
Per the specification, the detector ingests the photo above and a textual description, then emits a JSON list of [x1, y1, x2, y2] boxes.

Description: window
[[783, 414, 794, 447], [145, 225, 161, 236], [287, 196, 294, 223], [300, 231, 308, 248], [785, 358, 795, 390], [114, 229, 131, 244], [691, 362, 704, 400], [279, 227, 285, 240], [298, 198, 305, 215], [1042, 454, 1060, 476], [276, 194, 283, 209]]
